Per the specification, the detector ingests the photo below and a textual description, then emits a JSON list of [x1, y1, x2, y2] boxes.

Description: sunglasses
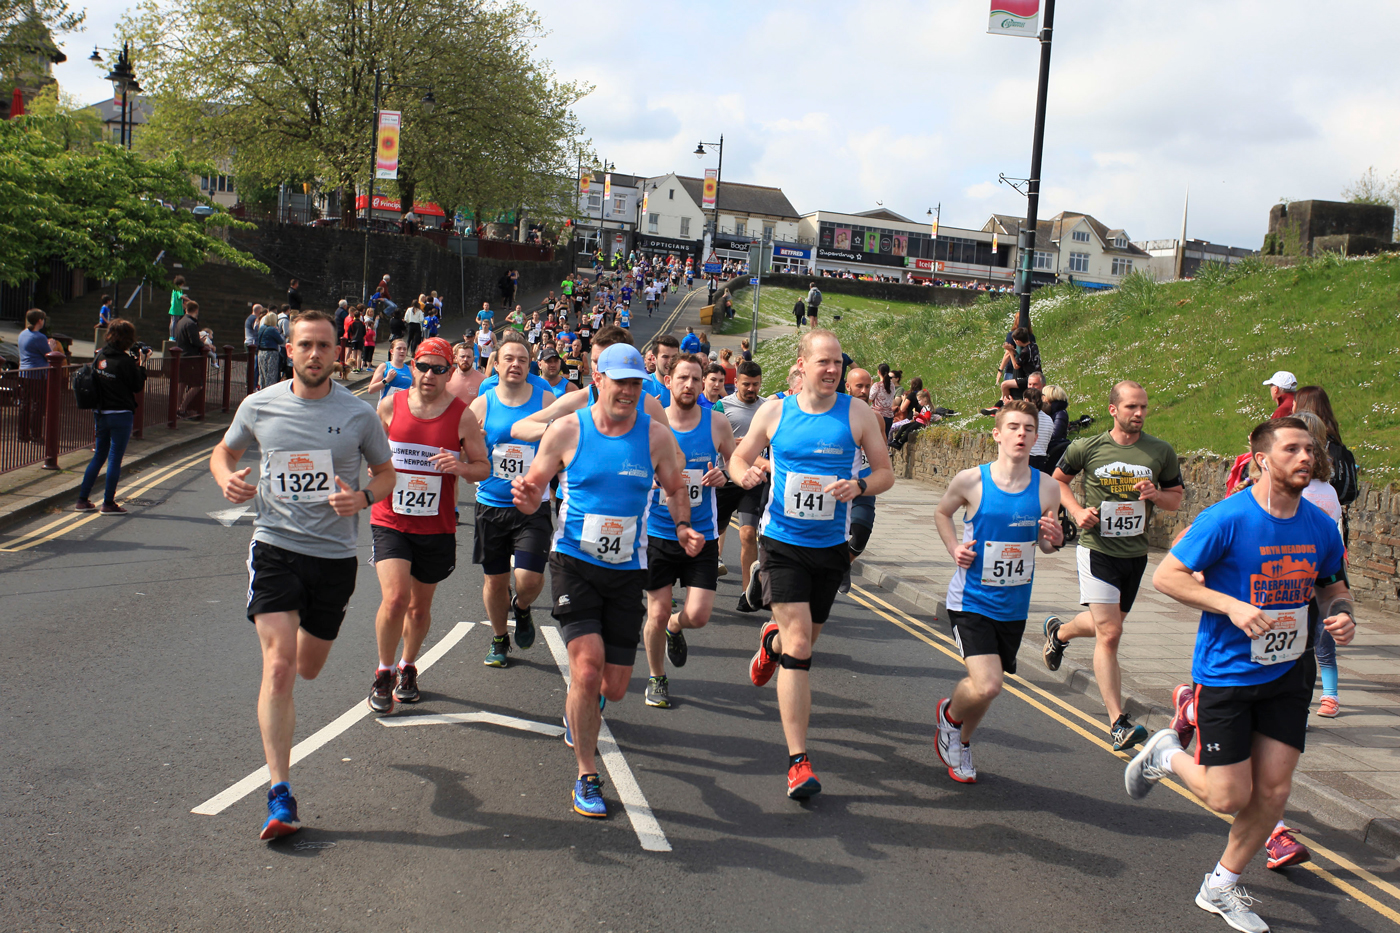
[[414, 362, 450, 375]]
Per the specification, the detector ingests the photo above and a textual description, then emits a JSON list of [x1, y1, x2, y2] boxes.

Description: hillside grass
[[742, 253, 1400, 483], [713, 285, 920, 336]]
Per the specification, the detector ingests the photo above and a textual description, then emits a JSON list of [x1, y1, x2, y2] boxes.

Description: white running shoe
[[949, 742, 977, 784], [934, 697, 960, 770], [1125, 728, 1183, 800], [1195, 876, 1269, 933]]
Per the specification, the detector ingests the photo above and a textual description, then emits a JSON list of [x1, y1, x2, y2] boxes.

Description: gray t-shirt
[[223, 381, 393, 559], [718, 393, 767, 471]]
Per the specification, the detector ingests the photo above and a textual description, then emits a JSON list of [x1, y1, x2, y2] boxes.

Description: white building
[[575, 170, 644, 259], [1130, 238, 1258, 281], [986, 211, 1150, 290], [641, 173, 807, 268]]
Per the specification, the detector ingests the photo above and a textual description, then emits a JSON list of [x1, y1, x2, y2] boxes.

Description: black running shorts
[[246, 540, 358, 641], [647, 537, 719, 592], [1076, 545, 1150, 613], [371, 524, 457, 585], [1195, 652, 1315, 767], [947, 609, 1026, 674], [550, 551, 647, 666], [757, 536, 849, 627], [716, 480, 770, 529], [472, 502, 553, 575]]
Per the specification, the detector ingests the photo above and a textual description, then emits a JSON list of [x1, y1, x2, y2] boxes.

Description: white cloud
[[50, 0, 1400, 248]]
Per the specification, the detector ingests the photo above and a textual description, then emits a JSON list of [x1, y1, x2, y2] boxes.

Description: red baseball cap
[[414, 337, 453, 362]]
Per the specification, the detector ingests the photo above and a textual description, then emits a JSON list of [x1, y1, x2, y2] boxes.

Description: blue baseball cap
[[596, 343, 648, 380]]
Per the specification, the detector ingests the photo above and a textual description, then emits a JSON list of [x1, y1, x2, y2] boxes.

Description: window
[[764, 225, 775, 242], [587, 195, 601, 210], [668, 189, 674, 199], [1068, 252, 1090, 273], [736, 220, 746, 236], [613, 196, 626, 213], [1033, 250, 1055, 270], [679, 217, 690, 237], [648, 213, 659, 233], [1071, 229, 1090, 243], [1112, 257, 1134, 275], [1113, 236, 1128, 248], [201, 174, 235, 193]]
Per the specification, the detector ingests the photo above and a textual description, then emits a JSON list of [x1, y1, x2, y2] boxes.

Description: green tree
[[1343, 166, 1400, 238], [0, 0, 83, 82]]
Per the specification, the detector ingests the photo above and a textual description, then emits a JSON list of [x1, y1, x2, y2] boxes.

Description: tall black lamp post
[[360, 69, 436, 301], [91, 43, 141, 149], [693, 137, 724, 241]]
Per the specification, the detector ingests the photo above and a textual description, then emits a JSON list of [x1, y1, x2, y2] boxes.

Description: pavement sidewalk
[[851, 476, 1400, 857]]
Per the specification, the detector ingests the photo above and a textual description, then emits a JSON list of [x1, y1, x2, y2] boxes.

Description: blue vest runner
[[647, 406, 718, 541], [475, 384, 549, 508], [380, 361, 413, 399], [553, 409, 655, 569], [945, 463, 1044, 621], [759, 394, 858, 548]]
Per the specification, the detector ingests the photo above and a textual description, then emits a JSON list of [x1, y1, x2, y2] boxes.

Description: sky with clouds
[[50, 0, 1400, 248]]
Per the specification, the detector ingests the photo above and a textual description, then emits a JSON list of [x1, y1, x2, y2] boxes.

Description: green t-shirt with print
[[1057, 430, 1182, 558]]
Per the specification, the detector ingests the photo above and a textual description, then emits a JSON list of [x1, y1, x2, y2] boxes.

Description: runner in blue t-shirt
[[1124, 417, 1354, 933]]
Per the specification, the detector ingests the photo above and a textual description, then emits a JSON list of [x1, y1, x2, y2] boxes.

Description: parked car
[[310, 216, 341, 228], [0, 340, 19, 371], [191, 204, 217, 218]]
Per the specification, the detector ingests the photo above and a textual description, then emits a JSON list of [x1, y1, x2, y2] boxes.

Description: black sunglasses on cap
[[414, 361, 449, 374]]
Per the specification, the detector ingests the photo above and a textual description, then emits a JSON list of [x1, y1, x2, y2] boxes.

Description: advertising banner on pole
[[375, 111, 402, 179], [930, 216, 939, 240], [702, 169, 718, 210], [604, 173, 612, 200], [988, 0, 1039, 37], [992, 232, 1000, 253], [642, 191, 649, 215], [580, 173, 590, 195]]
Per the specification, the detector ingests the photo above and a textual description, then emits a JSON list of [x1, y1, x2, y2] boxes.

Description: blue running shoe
[[573, 774, 607, 818], [259, 782, 300, 840]]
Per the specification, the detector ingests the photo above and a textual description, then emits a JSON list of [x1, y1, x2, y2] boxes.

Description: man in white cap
[[1263, 371, 1297, 419]]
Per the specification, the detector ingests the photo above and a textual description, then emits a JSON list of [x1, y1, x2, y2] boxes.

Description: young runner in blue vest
[[728, 330, 894, 801], [640, 354, 738, 710], [469, 332, 554, 669], [511, 342, 700, 820], [933, 399, 1064, 784]]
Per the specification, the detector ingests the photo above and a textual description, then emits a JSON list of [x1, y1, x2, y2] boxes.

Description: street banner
[[992, 232, 999, 253], [604, 173, 612, 200], [702, 169, 717, 210], [375, 111, 401, 179], [642, 191, 649, 215], [580, 173, 590, 195], [930, 216, 939, 240], [988, 0, 1039, 37]]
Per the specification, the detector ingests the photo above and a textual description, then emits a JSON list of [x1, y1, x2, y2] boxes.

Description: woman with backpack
[[75, 319, 146, 514]]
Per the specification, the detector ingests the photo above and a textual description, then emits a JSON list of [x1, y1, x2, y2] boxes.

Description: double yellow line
[[841, 581, 1400, 925], [0, 446, 213, 552]]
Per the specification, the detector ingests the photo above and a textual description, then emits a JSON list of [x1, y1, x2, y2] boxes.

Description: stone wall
[[892, 427, 1400, 610], [1263, 200, 1395, 257]]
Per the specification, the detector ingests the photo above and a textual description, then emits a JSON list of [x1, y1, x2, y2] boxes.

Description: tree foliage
[[0, 116, 266, 287], [1343, 166, 1400, 237], [0, 0, 83, 81], [123, 0, 591, 226]]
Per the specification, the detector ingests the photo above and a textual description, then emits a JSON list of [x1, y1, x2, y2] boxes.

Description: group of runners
[[212, 303, 1353, 933]]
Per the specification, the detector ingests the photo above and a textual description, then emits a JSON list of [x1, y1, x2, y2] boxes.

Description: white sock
[[377, 664, 393, 673], [1209, 862, 1241, 889], [399, 658, 414, 669], [1274, 820, 1287, 832], [1160, 750, 1178, 775]]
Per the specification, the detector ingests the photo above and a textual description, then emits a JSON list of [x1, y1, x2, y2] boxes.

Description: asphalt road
[[6, 381, 1400, 931]]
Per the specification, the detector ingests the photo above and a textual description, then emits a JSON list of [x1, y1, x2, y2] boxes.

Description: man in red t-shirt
[[366, 337, 490, 713], [1263, 370, 1297, 419]]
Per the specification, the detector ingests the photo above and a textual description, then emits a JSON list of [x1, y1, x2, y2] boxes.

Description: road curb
[[849, 553, 1400, 859]]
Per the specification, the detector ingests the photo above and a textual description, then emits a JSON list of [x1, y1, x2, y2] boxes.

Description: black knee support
[[848, 524, 872, 557], [779, 653, 811, 671]]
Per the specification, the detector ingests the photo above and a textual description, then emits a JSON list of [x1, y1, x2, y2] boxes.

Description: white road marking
[[206, 505, 252, 526], [379, 711, 565, 737], [541, 625, 672, 853], [191, 621, 477, 816]]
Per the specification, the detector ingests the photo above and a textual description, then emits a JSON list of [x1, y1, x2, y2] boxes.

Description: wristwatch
[[856, 477, 868, 495], [675, 520, 692, 530], [362, 488, 375, 508]]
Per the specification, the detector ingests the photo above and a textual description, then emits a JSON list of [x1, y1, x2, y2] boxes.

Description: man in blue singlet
[[511, 343, 701, 820], [641, 354, 738, 710], [643, 334, 679, 407], [933, 399, 1064, 784], [728, 330, 894, 800], [470, 332, 554, 669], [536, 347, 576, 399], [841, 367, 878, 594]]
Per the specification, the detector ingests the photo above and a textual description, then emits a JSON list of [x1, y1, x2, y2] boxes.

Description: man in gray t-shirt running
[[715, 359, 772, 605], [210, 310, 395, 840]]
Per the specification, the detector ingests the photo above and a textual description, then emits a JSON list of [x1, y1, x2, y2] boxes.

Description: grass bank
[[744, 254, 1400, 482]]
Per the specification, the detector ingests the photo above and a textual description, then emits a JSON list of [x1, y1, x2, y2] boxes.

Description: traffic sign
[[750, 277, 759, 285], [703, 262, 722, 274]]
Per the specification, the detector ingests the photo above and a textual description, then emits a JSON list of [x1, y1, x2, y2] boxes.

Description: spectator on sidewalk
[[1024, 387, 1053, 472], [404, 300, 426, 355], [721, 288, 734, 320], [75, 319, 147, 515], [980, 327, 1041, 416], [680, 326, 702, 355], [806, 282, 822, 328], [1264, 370, 1297, 418], [698, 330, 711, 359], [18, 307, 50, 442], [286, 279, 302, 312], [720, 348, 737, 393], [374, 274, 397, 315], [244, 304, 262, 353], [1296, 409, 1345, 719], [1294, 384, 1359, 535], [870, 363, 897, 436], [97, 294, 114, 330], [793, 296, 806, 329], [739, 336, 752, 362], [174, 300, 209, 418], [167, 275, 187, 341], [256, 310, 285, 389]]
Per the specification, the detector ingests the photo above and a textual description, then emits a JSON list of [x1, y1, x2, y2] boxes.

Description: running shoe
[[745, 560, 764, 610], [512, 600, 536, 650], [367, 668, 396, 714], [259, 782, 300, 840], [1171, 683, 1196, 748], [717, 560, 728, 577], [1195, 876, 1269, 933], [979, 407, 999, 417], [949, 743, 977, 784], [1124, 728, 1182, 799], [1265, 825, 1310, 870], [573, 774, 608, 818], [934, 697, 961, 772], [838, 569, 852, 595], [644, 675, 672, 709], [665, 626, 688, 668], [1317, 695, 1340, 718], [1042, 615, 1067, 672], [749, 621, 780, 687], [1111, 716, 1148, 752], [787, 759, 822, 799], [484, 634, 511, 668], [75, 498, 96, 512], [393, 663, 420, 703], [736, 593, 756, 613]]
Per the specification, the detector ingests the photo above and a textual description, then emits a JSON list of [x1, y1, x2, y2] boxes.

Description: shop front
[[713, 235, 758, 263], [635, 233, 701, 263], [903, 256, 1015, 286], [771, 243, 813, 274]]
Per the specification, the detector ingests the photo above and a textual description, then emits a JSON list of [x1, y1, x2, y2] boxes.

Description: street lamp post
[[1012, 0, 1056, 331], [93, 43, 142, 149], [693, 137, 724, 252], [360, 69, 435, 301]]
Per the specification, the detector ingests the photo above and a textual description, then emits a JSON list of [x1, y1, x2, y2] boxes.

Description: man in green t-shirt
[[1042, 380, 1183, 752], [560, 276, 574, 297]]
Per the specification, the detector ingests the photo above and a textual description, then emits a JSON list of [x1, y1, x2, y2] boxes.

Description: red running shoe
[[1265, 825, 1310, 870], [749, 621, 780, 687], [1170, 683, 1196, 749], [787, 759, 822, 799]]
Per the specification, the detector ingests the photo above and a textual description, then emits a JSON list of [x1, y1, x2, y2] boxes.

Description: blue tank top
[[544, 376, 570, 399], [647, 406, 718, 541], [553, 408, 655, 569], [380, 361, 413, 399], [945, 463, 1044, 620], [475, 383, 550, 508], [759, 394, 858, 548]]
